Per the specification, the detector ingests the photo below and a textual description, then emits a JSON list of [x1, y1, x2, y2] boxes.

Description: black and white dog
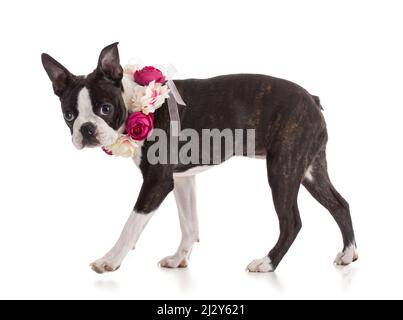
[[41, 43, 357, 273]]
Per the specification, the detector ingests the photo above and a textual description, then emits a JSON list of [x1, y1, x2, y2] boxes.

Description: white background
[[0, 0, 402, 300]]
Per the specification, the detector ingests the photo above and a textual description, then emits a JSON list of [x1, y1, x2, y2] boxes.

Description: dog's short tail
[[311, 95, 323, 110]]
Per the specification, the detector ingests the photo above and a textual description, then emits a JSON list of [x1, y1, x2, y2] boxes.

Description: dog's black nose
[[80, 122, 96, 138]]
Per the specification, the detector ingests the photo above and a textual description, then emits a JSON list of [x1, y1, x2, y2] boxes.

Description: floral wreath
[[102, 64, 176, 158]]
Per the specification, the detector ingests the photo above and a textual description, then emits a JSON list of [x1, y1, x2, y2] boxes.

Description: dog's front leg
[[159, 175, 199, 268], [90, 175, 174, 274], [90, 211, 154, 274]]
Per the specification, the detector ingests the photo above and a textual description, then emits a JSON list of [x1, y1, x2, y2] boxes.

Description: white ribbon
[[157, 64, 186, 137]]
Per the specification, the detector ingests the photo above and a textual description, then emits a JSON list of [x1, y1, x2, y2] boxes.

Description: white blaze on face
[[72, 87, 119, 149]]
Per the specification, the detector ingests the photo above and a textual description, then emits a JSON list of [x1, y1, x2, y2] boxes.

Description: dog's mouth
[[73, 126, 119, 150], [82, 137, 100, 148]]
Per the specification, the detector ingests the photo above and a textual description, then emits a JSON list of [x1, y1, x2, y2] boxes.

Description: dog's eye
[[64, 111, 75, 122], [100, 103, 113, 116]]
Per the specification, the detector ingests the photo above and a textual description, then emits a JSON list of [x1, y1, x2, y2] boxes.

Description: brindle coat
[[42, 44, 356, 271], [138, 74, 355, 269]]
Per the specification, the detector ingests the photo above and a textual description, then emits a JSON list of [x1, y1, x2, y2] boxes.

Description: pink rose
[[126, 112, 154, 141], [133, 66, 166, 86]]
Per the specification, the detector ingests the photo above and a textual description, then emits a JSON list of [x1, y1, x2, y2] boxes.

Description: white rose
[[123, 64, 140, 76], [104, 135, 139, 158], [130, 81, 170, 114]]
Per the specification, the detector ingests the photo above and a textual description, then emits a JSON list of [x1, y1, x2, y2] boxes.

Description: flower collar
[[102, 64, 175, 158]]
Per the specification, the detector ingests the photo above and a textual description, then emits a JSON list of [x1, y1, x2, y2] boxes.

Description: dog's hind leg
[[247, 150, 306, 272], [159, 175, 199, 268], [303, 151, 358, 265]]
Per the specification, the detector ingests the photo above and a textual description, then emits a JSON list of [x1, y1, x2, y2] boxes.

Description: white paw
[[246, 256, 274, 272], [90, 256, 121, 274], [334, 245, 358, 266], [159, 255, 189, 268]]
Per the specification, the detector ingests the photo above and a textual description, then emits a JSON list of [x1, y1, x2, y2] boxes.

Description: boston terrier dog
[[41, 43, 357, 273]]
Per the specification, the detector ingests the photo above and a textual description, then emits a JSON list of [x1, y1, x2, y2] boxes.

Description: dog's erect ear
[[97, 42, 123, 82], [41, 53, 75, 96]]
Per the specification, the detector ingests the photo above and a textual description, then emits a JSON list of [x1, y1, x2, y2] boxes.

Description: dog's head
[[41, 43, 127, 149]]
